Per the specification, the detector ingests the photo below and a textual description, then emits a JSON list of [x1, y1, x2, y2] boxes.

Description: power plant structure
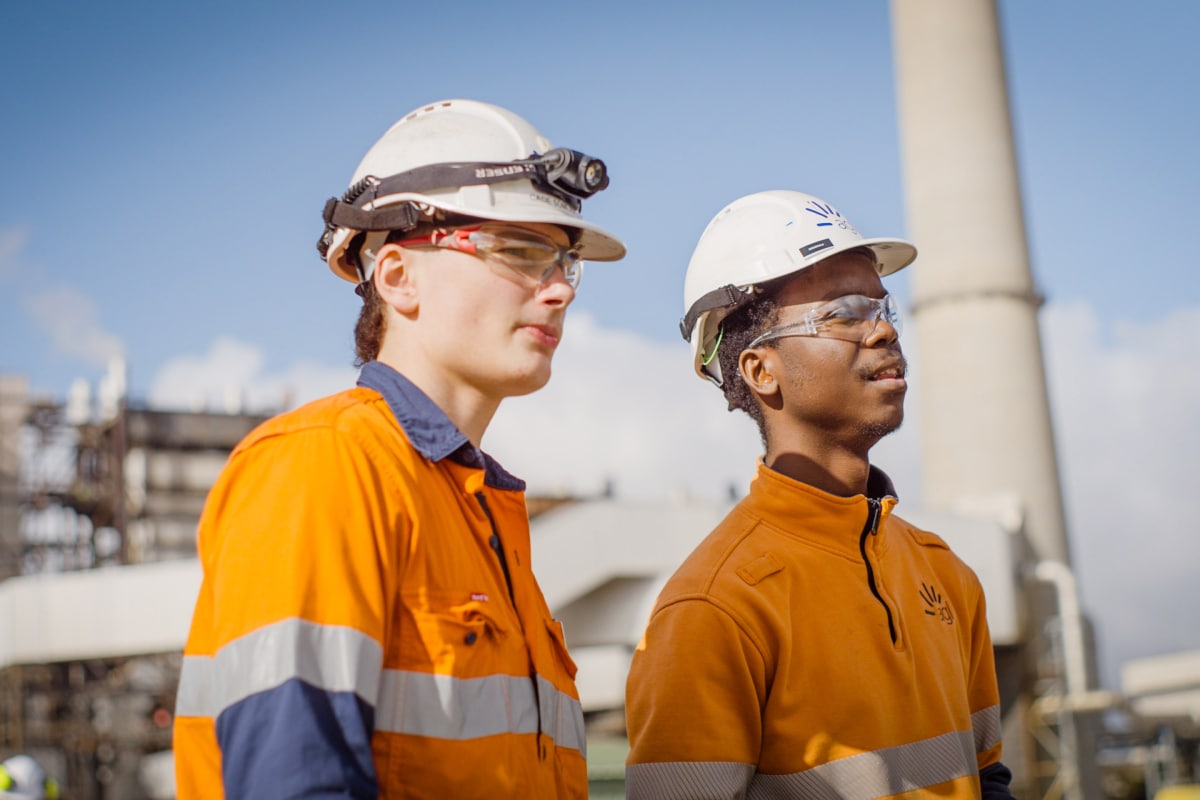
[[0, 366, 274, 798], [890, 0, 1089, 795], [890, 1, 1196, 797], [891, 0, 1070, 567]]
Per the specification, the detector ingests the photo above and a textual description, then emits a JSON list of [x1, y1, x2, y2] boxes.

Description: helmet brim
[[325, 187, 626, 284]]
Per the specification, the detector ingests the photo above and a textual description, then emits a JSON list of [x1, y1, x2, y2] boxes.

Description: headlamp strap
[[369, 160, 584, 211], [322, 197, 421, 233], [679, 284, 756, 342], [376, 161, 533, 193]]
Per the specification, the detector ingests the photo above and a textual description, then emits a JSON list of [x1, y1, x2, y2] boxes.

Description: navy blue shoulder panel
[[216, 679, 378, 798]]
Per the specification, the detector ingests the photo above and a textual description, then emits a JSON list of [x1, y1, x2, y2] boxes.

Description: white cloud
[[25, 285, 124, 366], [148, 337, 357, 413], [1042, 303, 1200, 685], [486, 313, 764, 503]]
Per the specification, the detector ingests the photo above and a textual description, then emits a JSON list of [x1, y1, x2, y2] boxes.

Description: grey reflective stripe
[[973, 704, 1002, 753], [750, 729, 975, 799], [175, 618, 383, 717], [537, 674, 587, 755], [177, 617, 585, 753], [176, 656, 217, 717], [626, 761, 755, 800], [374, 670, 586, 753], [628, 726, 984, 800], [375, 671, 535, 739]]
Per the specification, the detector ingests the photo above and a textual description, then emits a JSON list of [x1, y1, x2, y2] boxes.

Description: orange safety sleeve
[[176, 409, 393, 799]]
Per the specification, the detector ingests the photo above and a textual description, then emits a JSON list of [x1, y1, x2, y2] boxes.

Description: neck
[[763, 433, 874, 497], [374, 350, 499, 448]]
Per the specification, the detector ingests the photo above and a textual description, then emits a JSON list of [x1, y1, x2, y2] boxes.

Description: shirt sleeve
[[192, 425, 393, 798], [979, 761, 1015, 798], [625, 597, 768, 800]]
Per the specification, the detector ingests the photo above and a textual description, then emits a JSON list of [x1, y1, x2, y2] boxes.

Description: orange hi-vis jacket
[[174, 361, 585, 799], [626, 462, 1013, 799]]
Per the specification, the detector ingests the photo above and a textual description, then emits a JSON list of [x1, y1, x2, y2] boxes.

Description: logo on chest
[[920, 581, 954, 625]]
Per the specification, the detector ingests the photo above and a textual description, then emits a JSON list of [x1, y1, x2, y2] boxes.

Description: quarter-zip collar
[[747, 460, 899, 559], [357, 360, 524, 491]]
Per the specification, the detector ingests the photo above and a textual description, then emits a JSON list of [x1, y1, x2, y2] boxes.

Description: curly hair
[[715, 293, 782, 445]]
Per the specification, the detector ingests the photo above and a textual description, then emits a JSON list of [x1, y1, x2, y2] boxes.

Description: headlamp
[[538, 148, 610, 199]]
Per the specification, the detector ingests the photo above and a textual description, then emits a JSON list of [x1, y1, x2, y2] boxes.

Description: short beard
[[855, 418, 902, 443]]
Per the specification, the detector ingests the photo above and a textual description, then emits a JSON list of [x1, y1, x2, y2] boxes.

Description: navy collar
[[357, 361, 525, 491], [866, 465, 898, 502]]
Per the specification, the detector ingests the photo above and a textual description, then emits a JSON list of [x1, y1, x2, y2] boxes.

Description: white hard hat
[[0, 755, 56, 799], [680, 190, 917, 385], [318, 99, 626, 284]]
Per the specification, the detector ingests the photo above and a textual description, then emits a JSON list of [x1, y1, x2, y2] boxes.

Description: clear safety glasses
[[746, 293, 902, 348], [391, 224, 584, 290]]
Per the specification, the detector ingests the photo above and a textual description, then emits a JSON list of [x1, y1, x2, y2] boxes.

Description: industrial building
[[0, 368, 272, 798]]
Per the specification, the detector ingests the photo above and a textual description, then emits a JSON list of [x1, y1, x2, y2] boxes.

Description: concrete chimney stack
[[890, 0, 1071, 566]]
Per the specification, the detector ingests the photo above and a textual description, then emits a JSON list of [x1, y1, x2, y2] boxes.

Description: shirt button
[[464, 632, 478, 645]]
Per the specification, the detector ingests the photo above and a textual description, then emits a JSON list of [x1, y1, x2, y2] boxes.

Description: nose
[[862, 315, 900, 347], [536, 265, 576, 307]]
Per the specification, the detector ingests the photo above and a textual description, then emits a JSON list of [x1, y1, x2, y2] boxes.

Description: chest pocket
[[410, 597, 513, 678]]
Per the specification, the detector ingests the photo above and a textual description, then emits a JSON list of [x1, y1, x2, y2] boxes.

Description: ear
[[738, 347, 780, 400], [372, 243, 419, 315]]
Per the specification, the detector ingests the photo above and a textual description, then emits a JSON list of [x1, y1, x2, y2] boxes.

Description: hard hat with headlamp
[[318, 99, 626, 285], [680, 190, 918, 386], [0, 755, 59, 800]]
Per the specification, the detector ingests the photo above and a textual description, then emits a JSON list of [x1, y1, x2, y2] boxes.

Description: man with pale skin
[[374, 219, 578, 435], [174, 99, 625, 799], [625, 190, 1014, 799]]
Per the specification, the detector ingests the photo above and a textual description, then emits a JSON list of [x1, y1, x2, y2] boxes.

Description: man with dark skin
[[625, 190, 1014, 799], [743, 250, 908, 491]]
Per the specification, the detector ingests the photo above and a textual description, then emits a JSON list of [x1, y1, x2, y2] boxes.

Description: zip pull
[[864, 498, 882, 536]]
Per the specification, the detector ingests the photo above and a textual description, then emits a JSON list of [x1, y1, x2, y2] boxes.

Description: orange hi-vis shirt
[[174, 362, 585, 799], [626, 462, 1012, 799]]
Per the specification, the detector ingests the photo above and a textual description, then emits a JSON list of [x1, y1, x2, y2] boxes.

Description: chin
[[502, 366, 553, 398], [858, 412, 904, 441]]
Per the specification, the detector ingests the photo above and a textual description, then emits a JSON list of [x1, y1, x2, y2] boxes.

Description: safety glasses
[[390, 224, 584, 290], [746, 293, 902, 348]]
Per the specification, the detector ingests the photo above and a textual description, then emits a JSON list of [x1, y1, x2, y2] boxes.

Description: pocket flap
[[544, 618, 578, 680]]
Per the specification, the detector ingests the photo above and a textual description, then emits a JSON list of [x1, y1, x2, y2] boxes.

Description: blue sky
[[6, 0, 1195, 397], [3, 2, 1199, 688]]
